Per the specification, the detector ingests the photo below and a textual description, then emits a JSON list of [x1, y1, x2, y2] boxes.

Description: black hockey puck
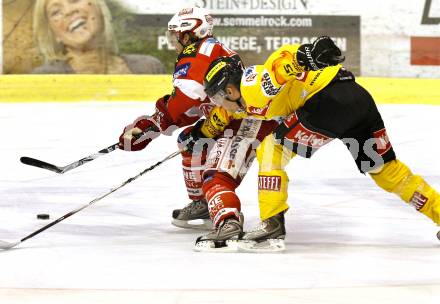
[[37, 214, 50, 220], [437, 231, 440, 241]]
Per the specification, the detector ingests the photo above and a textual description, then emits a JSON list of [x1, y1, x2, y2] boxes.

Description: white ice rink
[[0, 102, 439, 304]]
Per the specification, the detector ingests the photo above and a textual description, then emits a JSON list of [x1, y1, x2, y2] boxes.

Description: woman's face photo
[[45, 0, 103, 50]]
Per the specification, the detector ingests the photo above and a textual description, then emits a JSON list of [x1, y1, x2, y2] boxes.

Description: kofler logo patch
[[247, 99, 273, 116], [373, 128, 392, 155], [285, 113, 332, 149]]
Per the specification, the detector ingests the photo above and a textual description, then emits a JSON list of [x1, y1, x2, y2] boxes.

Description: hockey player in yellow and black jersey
[[190, 36, 440, 252]]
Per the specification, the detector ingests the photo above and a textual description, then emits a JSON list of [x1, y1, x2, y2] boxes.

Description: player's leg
[[194, 119, 276, 251], [340, 82, 440, 226], [257, 135, 294, 220], [194, 170, 244, 251], [194, 143, 247, 251], [370, 160, 440, 224], [172, 106, 236, 230], [172, 128, 213, 230], [240, 135, 295, 251], [243, 81, 355, 250]]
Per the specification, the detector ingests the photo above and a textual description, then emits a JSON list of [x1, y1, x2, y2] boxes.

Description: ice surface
[[0, 102, 439, 303]]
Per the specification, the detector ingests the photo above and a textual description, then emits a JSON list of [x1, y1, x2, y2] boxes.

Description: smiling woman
[[32, 0, 165, 74]]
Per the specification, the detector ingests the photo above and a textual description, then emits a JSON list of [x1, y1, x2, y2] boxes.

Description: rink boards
[[0, 75, 440, 105]]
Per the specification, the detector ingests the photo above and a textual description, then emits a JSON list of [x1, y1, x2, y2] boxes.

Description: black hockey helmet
[[204, 55, 244, 104]]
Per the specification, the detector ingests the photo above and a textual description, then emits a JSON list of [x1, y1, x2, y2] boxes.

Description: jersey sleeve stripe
[[173, 78, 207, 101], [199, 40, 216, 57]]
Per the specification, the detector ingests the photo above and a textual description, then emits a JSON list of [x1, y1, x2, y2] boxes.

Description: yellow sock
[[258, 170, 290, 220], [370, 160, 440, 224], [257, 136, 295, 220]]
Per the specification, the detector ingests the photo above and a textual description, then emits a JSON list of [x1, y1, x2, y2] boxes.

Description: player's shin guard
[[202, 173, 241, 228], [370, 159, 440, 224], [258, 170, 290, 220], [181, 149, 206, 201]]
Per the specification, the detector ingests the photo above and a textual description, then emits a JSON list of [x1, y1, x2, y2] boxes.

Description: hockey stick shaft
[[20, 126, 159, 174], [20, 143, 119, 174], [0, 150, 181, 250]]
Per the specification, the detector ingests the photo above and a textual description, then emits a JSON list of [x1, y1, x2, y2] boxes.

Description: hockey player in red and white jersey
[[118, 7, 238, 229]]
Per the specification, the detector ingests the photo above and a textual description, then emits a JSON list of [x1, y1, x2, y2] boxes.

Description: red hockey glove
[[150, 95, 175, 135], [118, 95, 173, 151], [118, 117, 160, 151]]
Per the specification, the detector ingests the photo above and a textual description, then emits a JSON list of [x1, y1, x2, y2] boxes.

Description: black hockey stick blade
[[20, 157, 63, 174], [0, 240, 20, 250], [19, 143, 119, 174]]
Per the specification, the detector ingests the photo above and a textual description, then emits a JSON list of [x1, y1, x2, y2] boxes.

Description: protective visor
[[208, 89, 229, 106], [208, 89, 244, 111]]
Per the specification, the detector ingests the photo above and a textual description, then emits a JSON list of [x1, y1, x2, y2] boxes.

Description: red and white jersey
[[164, 37, 235, 129]]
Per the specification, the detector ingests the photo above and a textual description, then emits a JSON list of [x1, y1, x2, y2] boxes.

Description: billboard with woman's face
[[2, 0, 360, 75]]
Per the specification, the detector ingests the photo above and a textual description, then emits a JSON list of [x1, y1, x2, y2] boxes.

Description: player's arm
[[267, 36, 345, 85], [178, 105, 239, 153], [118, 94, 170, 151], [200, 106, 231, 138], [239, 45, 308, 112], [265, 44, 304, 85], [178, 105, 232, 153], [118, 87, 203, 151]]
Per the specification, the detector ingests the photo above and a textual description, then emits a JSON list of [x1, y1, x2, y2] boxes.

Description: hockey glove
[[118, 95, 174, 151], [177, 119, 211, 154], [297, 36, 345, 71], [118, 117, 160, 151]]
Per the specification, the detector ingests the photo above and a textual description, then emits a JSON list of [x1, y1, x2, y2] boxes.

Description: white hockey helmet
[[167, 7, 214, 42]]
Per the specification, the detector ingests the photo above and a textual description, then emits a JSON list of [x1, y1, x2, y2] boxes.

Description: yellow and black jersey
[[200, 44, 342, 138], [240, 44, 342, 119]]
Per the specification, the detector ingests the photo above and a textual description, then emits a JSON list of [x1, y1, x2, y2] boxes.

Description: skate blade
[[237, 239, 286, 253], [193, 239, 239, 252], [171, 219, 212, 230]]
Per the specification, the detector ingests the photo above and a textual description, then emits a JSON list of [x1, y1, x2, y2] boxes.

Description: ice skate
[[172, 200, 212, 230], [194, 214, 244, 252], [238, 211, 286, 253]]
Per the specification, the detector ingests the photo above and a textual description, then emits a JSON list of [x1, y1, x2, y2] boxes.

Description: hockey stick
[[20, 143, 119, 174], [19, 126, 158, 174], [0, 150, 181, 250]]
